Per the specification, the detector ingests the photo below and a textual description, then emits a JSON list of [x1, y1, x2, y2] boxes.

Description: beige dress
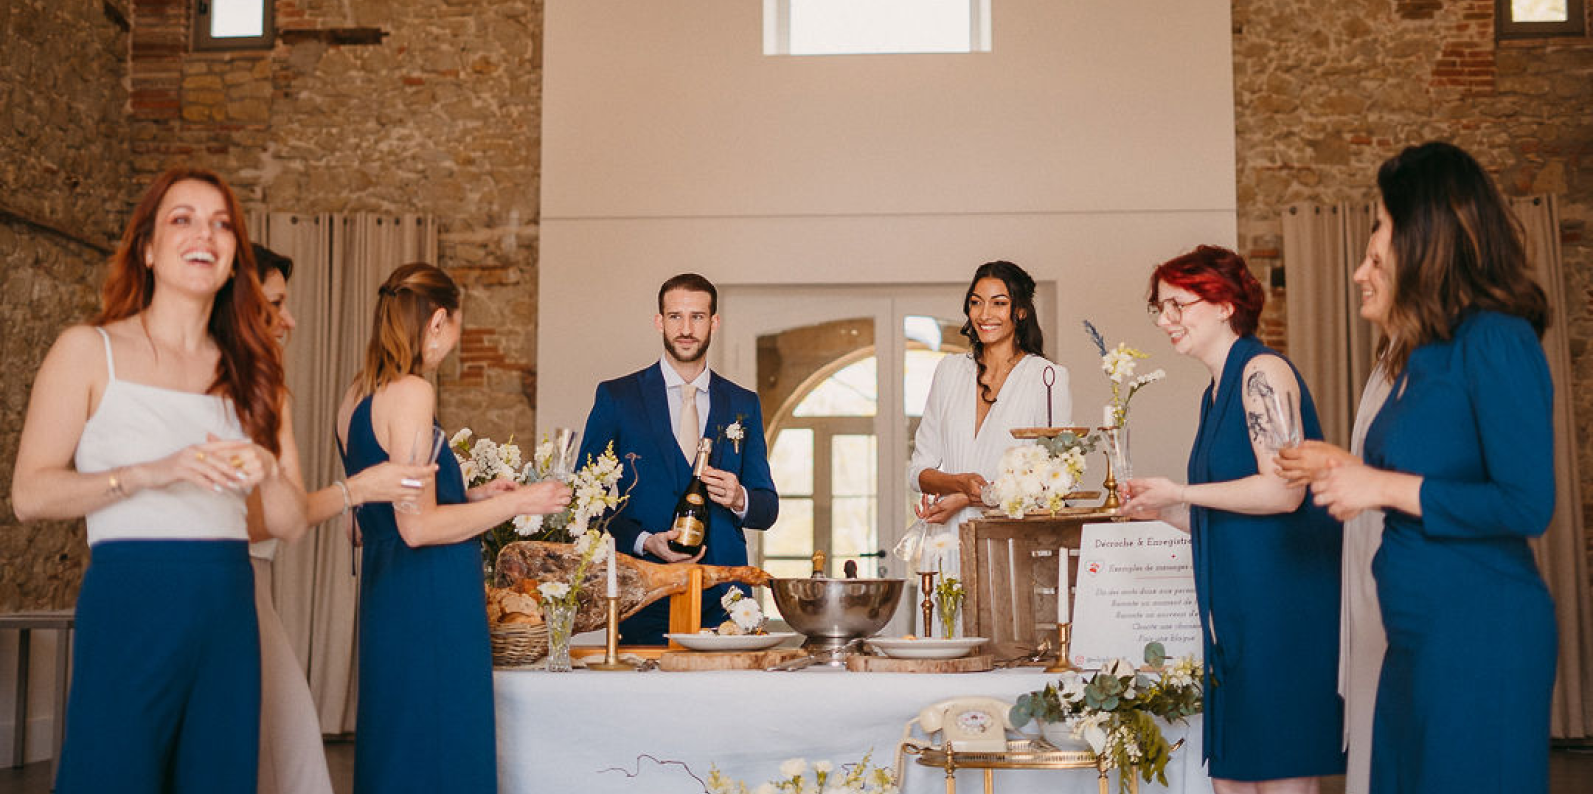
[[1341, 364, 1392, 794], [252, 555, 336, 794]]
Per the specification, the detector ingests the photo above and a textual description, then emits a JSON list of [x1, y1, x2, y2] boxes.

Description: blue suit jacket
[[577, 362, 778, 642]]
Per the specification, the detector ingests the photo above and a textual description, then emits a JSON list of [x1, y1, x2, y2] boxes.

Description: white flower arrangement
[[987, 444, 1088, 519], [1084, 321, 1166, 429], [536, 581, 571, 601], [456, 429, 630, 585], [718, 589, 766, 634], [921, 532, 959, 573], [703, 753, 897, 794], [1010, 643, 1203, 794], [530, 443, 631, 611]]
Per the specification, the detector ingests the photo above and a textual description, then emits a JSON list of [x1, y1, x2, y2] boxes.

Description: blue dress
[[1363, 311, 1556, 794], [1187, 336, 1346, 780], [342, 396, 496, 794]]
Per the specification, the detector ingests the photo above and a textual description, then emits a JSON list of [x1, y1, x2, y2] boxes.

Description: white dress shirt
[[637, 357, 747, 555]]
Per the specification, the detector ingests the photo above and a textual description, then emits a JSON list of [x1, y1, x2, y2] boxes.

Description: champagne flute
[[1263, 390, 1303, 454], [549, 427, 579, 482], [394, 426, 446, 514]]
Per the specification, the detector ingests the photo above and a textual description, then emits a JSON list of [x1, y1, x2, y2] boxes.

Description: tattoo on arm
[[1246, 409, 1269, 445], [1244, 371, 1277, 445], [1245, 370, 1275, 400]]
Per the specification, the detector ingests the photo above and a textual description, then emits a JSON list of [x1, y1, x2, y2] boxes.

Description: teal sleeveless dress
[[1187, 335, 1346, 780], [342, 396, 496, 794]]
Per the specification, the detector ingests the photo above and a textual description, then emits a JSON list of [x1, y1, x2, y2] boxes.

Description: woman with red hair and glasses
[[11, 167, 308, 792], [1122, 246, 1344, 794]]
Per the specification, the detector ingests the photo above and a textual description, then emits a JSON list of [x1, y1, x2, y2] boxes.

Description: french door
[[716, 285, 968, 635]]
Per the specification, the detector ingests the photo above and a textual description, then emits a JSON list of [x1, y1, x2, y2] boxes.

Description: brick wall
[[0, 0, 133, 608], [1233, 0, 1593, 513], [126, 0, 545, 440]]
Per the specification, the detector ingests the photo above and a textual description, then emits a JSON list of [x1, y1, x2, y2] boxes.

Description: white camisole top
[[74, 328, 249, 545]]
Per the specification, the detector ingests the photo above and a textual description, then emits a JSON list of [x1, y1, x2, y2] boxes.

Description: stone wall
[[127, 0, 545, 439], [1233, 0, 1593, 506], [0, 0, 132, 610]]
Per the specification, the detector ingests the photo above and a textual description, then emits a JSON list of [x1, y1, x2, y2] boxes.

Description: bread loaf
[[493, 540, 771, 634]]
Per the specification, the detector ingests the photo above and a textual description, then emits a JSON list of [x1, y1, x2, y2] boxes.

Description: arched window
[[758, 326, 964, 619]]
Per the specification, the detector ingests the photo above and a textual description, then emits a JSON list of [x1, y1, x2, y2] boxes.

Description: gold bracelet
[[107, 470, 128, 499]]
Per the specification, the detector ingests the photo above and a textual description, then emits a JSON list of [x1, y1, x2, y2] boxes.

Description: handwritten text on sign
[[1070, 521, 1201, 669]]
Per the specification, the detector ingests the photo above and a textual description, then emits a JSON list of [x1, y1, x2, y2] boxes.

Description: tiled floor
[[4, 742, 1591, 792]]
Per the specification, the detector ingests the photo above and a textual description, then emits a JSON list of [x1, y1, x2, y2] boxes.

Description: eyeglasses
[[1147, 297, 1203, 322]]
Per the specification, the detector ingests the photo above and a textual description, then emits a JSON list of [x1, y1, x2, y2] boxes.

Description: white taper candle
[[1058, 547, 1071, 623], [606, 535, 618, 597]]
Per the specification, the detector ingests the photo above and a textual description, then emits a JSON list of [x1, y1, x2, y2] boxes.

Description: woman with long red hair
[[11, 167, 307, 793]]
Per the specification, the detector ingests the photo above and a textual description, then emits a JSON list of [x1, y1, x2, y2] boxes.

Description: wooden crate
[[956, 512, 1112, 660]]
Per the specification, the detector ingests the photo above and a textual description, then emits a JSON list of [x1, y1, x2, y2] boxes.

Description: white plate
[[664, 632, 798, 652], [865, 637, 987, 660]]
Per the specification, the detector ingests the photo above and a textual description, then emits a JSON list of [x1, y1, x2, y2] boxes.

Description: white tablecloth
[[495, 667, 1212, 794]]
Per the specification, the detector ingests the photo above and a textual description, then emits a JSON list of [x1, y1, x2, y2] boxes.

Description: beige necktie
[[677, 383, 699, 461]]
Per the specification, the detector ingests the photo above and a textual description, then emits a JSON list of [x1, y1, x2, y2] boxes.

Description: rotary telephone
[[892, 696, 1021, 783], [911, 696, 1017, 753]]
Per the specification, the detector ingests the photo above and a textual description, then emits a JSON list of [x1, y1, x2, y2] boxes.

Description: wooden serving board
[[845, 654, 994, 673], [659, 648, 805, 672]]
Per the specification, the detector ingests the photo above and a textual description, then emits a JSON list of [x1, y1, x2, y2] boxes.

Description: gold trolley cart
[[902, 738, 1144, 794]]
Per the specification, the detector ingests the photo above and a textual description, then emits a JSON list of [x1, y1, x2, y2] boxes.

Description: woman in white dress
[[909, 261, 1072, 564], [247, 245, 438, 794], [1278, 231, 1397, 794]]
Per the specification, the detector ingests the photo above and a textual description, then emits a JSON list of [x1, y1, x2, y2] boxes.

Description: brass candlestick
[[586, 595, 632, 671], [1101, 454, 1121, 511], [918, 570, 937, 638], [1045, 622, 1078, 673]]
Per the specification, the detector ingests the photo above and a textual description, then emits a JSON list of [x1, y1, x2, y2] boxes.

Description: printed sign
[[1069, 521, 1201, 669]]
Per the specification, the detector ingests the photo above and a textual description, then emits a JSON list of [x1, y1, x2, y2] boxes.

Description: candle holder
[[585, 595, 632, 671], [1044, 622, 1078, 673], [1101, 455, 1121, 512], [918, 570, 937, 638]]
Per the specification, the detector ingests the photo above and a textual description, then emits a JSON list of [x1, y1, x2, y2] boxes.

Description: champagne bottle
[[668, 438, 714, 556]]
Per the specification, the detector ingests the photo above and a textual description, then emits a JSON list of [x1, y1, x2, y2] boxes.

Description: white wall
[[538, 0, 1237, 480]]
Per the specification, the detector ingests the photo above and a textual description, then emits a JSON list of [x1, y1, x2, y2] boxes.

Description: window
[[756, 329, 960, 621], [194, 0, 275, 51], [764, 0, 991, 56], [1497, 0, 1585, 38]]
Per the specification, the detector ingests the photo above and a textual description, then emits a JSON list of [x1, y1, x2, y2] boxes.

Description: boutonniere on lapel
[[721, 415, 746, 455]]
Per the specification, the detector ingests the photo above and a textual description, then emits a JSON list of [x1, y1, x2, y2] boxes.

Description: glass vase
[[544, 601, 577, 673], [1107, 425, 1132, 482], [937, 598, 961, 639]]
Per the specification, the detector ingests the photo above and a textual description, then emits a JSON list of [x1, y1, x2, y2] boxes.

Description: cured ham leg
[[493, 541, 771, 633]]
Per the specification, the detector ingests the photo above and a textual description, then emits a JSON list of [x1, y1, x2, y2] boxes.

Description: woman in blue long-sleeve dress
[[1306, 142, 1556, 794], [1124, 246, 1345, 794], [336, 263, 569, 793]]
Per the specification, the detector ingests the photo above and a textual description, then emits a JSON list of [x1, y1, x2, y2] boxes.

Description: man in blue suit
[[576, 273, 779, 644]]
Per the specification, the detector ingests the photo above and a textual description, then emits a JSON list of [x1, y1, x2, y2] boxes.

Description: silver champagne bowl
[[769, 576, 905, 655]]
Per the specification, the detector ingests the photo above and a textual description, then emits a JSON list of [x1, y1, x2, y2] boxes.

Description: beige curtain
[[1511, 195, 1593, 738], [1281, 202, 1376, 447], [255, 213, 438, 733]]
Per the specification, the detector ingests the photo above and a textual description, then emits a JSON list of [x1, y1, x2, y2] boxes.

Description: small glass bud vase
[[937, 595, 962, 639], [544, 601, 577, 673]]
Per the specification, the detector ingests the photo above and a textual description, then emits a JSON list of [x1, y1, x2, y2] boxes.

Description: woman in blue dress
[[1123, 245, 1345, 794], [1304, 142, 1556, 794], [336, 263, 570, 794]]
